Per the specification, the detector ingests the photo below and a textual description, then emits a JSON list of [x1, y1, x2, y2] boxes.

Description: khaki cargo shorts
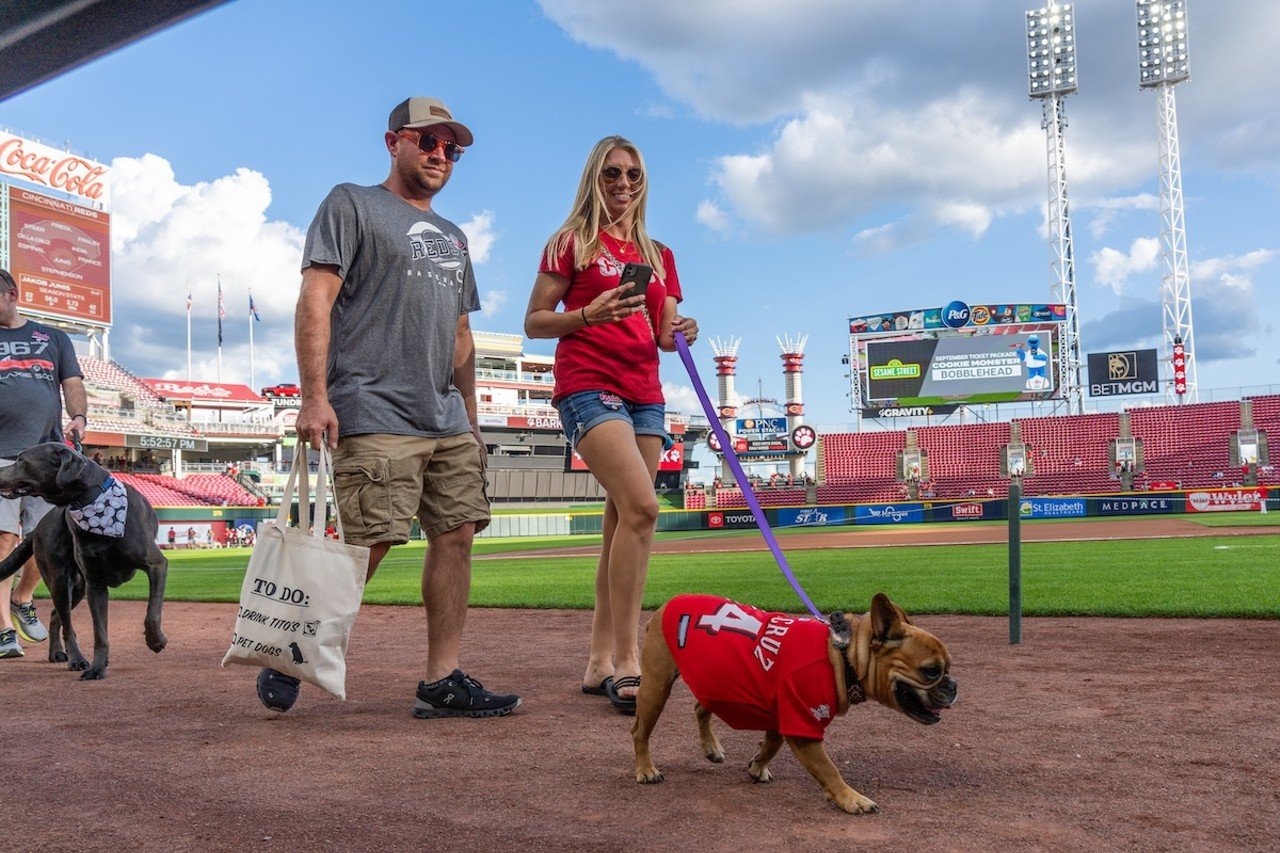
[[331, 432, 490, 545]]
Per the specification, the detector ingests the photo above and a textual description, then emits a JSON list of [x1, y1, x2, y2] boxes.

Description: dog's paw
[[146, 629, 168, 653], [49, 650, 68, 663], [704, 743, 725, 763], [79, 667, 107, 681], [67, 657, 89, 671], [832, 789, 879, 815], [635, 766, 665, 784], [748, 763, 773, 784]]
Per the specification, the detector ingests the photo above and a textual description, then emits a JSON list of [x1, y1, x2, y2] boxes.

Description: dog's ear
[[53, 446, 89, 492], [828, 612, 853, 650], [870, 592, 909, 647]]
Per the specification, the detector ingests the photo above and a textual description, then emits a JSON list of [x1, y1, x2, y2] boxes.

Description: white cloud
[[1084, 194, 1159, 239], [480, 290, 509, 318], [1091, 237, 1160, 296], [542, 0, 1280, 246], [662, 381, 702, 417], [930, 201, 992, 239], [696, 200, 731, 234], [460, 210, 497, 264], [708, 90, 1069, 235], [109, 154, 305, 386], [1191, 249, 1276, 281]]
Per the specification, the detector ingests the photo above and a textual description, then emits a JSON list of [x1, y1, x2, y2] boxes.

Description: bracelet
[[580, 306, 591, 327], [69, 413, 87, 423]]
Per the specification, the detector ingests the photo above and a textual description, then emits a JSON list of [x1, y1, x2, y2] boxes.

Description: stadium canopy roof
[[143, 378, 268, 407], [0, 0, 229, 102]]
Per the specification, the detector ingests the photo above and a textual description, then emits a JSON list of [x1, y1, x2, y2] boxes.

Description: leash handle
[[674, 332, 826, 622]]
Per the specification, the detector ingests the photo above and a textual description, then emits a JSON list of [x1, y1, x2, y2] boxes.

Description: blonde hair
[[544, 135, 666, 279]]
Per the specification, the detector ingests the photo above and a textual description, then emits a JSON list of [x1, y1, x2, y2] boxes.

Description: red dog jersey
[[661, 594, 838, 740]]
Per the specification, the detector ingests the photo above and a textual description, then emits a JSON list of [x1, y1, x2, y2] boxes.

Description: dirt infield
[[8, 595, 1279, 851]]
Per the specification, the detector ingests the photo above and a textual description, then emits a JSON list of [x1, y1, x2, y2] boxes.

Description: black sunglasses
[[400, 130, 464, 163], [601, 166, 643, 184]]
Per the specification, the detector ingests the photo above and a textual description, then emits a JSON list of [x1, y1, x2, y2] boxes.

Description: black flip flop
[[606, 675, 640, 715], [582, 676, 614, 696]]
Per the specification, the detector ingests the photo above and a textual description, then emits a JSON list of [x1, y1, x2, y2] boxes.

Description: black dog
[[0, 443, 168, 679], [289, 642, 306, 665]]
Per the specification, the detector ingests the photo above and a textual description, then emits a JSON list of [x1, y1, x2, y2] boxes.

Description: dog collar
[[845, 660, 867, 706], [70, 475, 116, 510]]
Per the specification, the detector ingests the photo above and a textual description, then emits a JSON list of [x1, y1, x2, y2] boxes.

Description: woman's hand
[[671, 314, 698, 346], [583, 286, 646, 327]]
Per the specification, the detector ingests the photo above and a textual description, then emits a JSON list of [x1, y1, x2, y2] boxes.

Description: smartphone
[[618, 263, 653, 300]]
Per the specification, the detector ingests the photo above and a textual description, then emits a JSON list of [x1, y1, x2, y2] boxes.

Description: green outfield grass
[[94, 523, 1280, 618]]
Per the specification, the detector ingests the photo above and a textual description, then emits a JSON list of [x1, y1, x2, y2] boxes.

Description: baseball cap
[[388, 97, 474, 147]]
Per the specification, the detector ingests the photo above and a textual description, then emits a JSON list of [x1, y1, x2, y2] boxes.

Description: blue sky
[[1, 0, 1276, 433]]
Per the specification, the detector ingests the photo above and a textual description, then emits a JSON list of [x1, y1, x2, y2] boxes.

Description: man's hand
[[62, 415, 85, 446], [296, 398, 339, 450]]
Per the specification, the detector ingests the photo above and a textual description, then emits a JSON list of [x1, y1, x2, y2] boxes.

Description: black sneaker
[[412, 669, 521, 719], [256, 667, 301, 712]]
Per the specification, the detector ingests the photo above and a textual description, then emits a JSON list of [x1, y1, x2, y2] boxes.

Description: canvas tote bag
[[221, 445, 369, 699]]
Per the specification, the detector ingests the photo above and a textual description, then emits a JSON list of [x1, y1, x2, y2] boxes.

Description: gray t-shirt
[[302, 183, 481, 438], [0, 319, 82, 458]]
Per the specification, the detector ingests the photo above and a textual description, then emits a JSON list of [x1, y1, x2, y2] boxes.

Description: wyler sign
[[1087, 349, 1158, 397], [0, 131, 109, 204], [1186, 487, 1268, 513]]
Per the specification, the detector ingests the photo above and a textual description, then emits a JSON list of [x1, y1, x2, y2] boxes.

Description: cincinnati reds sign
[[0, 131, 110, 204]]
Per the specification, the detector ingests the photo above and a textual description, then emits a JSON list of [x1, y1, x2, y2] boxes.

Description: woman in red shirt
[[525, 136, 698, 712]]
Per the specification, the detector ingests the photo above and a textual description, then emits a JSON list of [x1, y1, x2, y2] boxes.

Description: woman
[[525, 136, 698, 713]]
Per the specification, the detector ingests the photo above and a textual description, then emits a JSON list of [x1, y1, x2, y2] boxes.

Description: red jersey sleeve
[[539, 234, 576, 279], [660, 245, 682, 303], [774, 658, 839, 740]]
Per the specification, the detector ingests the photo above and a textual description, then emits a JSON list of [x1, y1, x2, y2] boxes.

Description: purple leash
[[674, 332, 826, 622]]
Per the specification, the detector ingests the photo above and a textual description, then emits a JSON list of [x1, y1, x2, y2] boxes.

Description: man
[[0, 268, 86, 658], [257, 97, 519, 718]]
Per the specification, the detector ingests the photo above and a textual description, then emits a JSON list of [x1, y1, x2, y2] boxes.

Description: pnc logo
[[942, 300, 970, 329]]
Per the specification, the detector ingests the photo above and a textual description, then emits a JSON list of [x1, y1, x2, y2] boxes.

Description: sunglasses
[[601, 166, 643, 185], [400, 130, 464, 163]]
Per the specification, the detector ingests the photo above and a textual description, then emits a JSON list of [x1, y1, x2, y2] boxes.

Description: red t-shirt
[[661, 594, 838, 740], [540, 231, 682, 404]]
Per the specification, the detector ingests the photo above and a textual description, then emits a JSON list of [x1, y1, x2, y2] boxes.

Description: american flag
[[217, 279, 224, 345], [186, 289, 192, 314], [249, 292, 261, 322]]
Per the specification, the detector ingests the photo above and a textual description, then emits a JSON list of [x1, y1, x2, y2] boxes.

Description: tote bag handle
[[274, 440, 345, 541]]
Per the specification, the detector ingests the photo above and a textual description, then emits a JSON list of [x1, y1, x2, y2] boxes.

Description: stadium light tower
[[1026, 1, 1083, 414], [1137, 0, 1197, 403]]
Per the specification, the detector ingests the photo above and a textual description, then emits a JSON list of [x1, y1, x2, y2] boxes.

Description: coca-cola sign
[[0, 132, 109, 204]]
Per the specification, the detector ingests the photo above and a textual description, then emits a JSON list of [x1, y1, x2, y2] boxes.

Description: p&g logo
[[942, 300, 970, 329]]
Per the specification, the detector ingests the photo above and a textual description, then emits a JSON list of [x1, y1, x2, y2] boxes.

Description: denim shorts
[[555, 390, 672, 450]]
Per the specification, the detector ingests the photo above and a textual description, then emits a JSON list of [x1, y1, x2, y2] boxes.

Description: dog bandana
[[68, 478, 128, 538]]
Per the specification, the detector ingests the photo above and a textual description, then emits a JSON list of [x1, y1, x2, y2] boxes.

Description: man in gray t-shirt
[[255, 97, 518, 718], [0, 268, 87, 658]]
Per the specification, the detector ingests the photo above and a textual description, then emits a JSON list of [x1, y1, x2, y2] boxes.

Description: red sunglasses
[[399, 130, 464, 163]]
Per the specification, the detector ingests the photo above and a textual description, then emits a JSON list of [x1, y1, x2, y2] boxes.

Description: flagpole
[[248, 287, 256, 390], [186, 279, 192, 382], [216, 274, 223, 383]]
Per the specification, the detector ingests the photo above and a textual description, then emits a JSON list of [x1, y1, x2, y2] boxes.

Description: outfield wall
[[564, 486, 1273, 535]]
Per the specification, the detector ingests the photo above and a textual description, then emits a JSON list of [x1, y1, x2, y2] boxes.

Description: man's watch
[[69, 414, 87, 425]]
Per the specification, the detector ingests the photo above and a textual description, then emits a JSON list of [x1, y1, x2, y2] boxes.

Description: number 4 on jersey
[[697, 602, 762, 638]]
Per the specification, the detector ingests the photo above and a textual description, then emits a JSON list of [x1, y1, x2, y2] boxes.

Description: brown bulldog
[[632, 592, 957, 814]]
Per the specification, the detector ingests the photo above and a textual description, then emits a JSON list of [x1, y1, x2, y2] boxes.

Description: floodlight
[[1026, 4, 1077, 97], [1136, 0, 1189, 87]]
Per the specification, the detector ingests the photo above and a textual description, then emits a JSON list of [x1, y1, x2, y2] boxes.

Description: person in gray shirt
[[254, 97, 519, 718], [0, 268, 87, 658]]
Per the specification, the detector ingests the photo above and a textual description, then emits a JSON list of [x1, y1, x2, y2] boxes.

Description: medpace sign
[[1087, 349, 1159, 397]]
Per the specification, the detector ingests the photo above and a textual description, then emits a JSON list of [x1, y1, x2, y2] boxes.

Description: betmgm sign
[[1087, 349, 1158, 397]]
